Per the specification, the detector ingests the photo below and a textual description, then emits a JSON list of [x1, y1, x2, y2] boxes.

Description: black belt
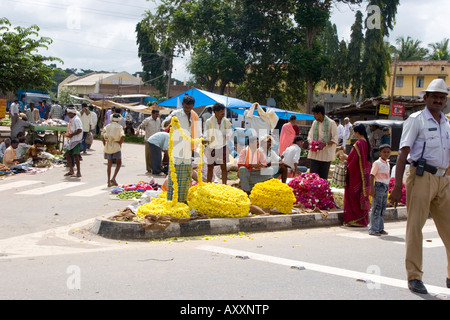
[[412, 162, 447, 176]]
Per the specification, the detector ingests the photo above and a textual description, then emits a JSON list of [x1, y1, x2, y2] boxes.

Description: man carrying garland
[[162, 95, 201, 203]]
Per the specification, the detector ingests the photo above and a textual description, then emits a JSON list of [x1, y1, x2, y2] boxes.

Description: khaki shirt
[[103, 122, 125, 154]]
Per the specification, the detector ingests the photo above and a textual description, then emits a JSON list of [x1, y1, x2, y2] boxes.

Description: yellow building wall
[[384, 62, 449, 97], [316, 61, 449, 99]]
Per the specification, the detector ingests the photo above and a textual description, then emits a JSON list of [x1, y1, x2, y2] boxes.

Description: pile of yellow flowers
[[158, 191, 167, 199], [249, 178, 296, 214], [136, 198, 190, 219], [135, 116, 203, 219], [188, 183, 251, 218]]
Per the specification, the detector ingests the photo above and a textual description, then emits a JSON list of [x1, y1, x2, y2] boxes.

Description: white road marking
[[65, 185, 108, 197], [337, 224, 444, 248], [0, 180, 43, 192], [198, 245, 450, 296], [16, 182, 85, 195], [0, 218, 119, 260]]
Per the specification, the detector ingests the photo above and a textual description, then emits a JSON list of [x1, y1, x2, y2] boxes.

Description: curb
[[90, 206, 408, 240]]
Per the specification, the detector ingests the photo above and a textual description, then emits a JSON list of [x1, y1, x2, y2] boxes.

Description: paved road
[[0, 139, 165, 239], [1, 139, 449, 302]]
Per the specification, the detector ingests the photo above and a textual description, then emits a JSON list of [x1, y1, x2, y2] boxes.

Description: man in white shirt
[[89, 105, 98, 147], [162, 95, 201, 203], [80, 103, 94, 154], [390, 78, 450, 295], [139, 109, 162, 173], [64, 107, 83, 178], [9, 99, 20, 128], [307, 104, 338, 180], [204, 103, 232, 184], [335, 118, 344, 146], [281, 136, 307, 182], [343, 117, 353, 153]]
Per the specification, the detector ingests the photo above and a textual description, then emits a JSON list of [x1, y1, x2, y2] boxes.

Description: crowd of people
[[140, 95, 311, 202], [2, 80, 450, 294]]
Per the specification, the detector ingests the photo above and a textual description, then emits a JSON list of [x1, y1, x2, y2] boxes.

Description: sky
[[1, 0, 449, 83]]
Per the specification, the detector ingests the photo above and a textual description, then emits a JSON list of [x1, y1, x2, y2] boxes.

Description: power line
[[95, 0, 151, 10], [5, 0, 145, 21]]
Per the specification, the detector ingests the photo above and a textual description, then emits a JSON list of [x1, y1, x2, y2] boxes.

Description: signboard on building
[[0, 99, 6, 118], [379, 104, 390, 115], [391, 103, 405, 117]]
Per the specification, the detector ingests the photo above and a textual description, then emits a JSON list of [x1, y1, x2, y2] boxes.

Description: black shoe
[[408, 279, 428, 294], [447, 278, 450, 289]]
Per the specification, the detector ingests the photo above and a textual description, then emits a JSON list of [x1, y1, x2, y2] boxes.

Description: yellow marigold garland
[[249, 178, 296, 214], [188, 183, 251, 218]]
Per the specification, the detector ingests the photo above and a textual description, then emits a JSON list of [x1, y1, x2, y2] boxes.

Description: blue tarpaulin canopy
[[158, 88, 314, 121], [228, 106, 315, 121], [158, 88, 251, 109]]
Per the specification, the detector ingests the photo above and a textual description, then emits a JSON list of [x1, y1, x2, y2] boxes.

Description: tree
[[319, 21, 340, 90], [0, 18, 62, 95], [188, 40, 245, 94], [187, 0, 246, 94], [291, 0, 364, 113], [361, 0, 400, 99], [136, 21, 168, 95], [235, 0, 300, 108], [392, 36, 428, 61], [428, 38, 450, 61], [347, 10, 364, 100], [138, 0, 196, 98]]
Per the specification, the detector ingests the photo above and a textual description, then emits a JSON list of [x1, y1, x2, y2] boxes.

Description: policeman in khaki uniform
[[390, 79, 450, 294]]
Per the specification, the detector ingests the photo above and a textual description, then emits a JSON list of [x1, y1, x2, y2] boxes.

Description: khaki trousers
[[405, 166, 450, 281]]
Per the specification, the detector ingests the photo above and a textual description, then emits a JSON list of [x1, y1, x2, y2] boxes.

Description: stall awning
[[158, 88, 314, 121]]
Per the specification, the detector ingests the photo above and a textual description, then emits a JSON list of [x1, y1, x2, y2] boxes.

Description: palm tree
[[393, 36, 428, 61], [428, 38, 450, 60]]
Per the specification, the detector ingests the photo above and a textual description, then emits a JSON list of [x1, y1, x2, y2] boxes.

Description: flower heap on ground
[[188, 182, 251, 218], [288, 173, 335, 210], [249, 178, 296, 214]]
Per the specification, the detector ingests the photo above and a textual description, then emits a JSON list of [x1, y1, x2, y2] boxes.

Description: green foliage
[[361, 0, 399, 99], [427, 38, 450, 61], [136, 21, 168, 95], [0, 17, 62, 95], [137, 0, 405, 109], [347, 10, 364, 101], [392, 36, 428, 61]]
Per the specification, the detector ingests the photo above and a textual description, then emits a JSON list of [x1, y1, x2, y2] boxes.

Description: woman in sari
[[340, 124, 372, 227], [279, 115, 300, 155]]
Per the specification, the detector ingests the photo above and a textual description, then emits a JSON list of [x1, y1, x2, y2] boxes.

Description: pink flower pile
[[288, 173, 336, 210], [309, 140, 322, 152], [388, 177, 406, 205]]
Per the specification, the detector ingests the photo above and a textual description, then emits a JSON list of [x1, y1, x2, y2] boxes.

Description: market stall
[[27, 119, 68, 151]]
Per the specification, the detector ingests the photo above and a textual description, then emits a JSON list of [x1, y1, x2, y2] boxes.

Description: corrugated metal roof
[[65, 73, 117, 86]]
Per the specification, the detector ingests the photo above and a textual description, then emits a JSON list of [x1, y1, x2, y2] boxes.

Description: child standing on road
[[368, 144, 391, 236]]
